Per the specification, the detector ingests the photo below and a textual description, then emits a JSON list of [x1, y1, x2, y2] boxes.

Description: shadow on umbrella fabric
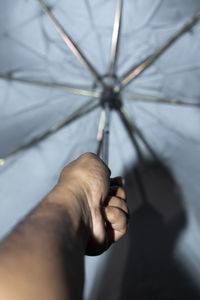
[[92, 161, 200, 300]]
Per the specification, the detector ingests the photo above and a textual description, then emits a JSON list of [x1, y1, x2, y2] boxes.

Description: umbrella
[[1, 0, 200, 298]]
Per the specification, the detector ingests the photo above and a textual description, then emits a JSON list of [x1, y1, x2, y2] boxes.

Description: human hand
[[56, 153, 129, 256]]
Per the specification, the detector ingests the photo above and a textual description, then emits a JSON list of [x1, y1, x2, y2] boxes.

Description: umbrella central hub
[[101, 87, 121, 109]]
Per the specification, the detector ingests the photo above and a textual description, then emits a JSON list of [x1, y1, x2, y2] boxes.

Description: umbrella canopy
[[1, 0, 200, 298]]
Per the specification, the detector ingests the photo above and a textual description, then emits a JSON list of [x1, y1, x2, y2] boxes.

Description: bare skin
[[0, 153, 128, 300]]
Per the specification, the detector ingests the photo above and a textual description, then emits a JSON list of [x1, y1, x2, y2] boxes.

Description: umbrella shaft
[[102, 104, 111, 165]]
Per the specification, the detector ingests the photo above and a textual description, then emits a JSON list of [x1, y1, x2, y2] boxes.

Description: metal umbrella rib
[[1, 3, 200, 165], [109, 0, 123, 76], [115, 11, 200, 91], [124, 90, 200, 107], [0, 73, 100, 98], [119, 112, 149, 203], [119, 107, 159, 161], [37, 0, 105, 88], [1, 99, 100, 161], [119, 110, 144, 163]]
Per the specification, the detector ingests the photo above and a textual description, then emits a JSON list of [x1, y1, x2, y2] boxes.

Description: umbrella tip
[[0, 159, 5, 166]]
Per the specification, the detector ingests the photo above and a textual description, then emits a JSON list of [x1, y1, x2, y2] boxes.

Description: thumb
[[85, 206, 109, 256]]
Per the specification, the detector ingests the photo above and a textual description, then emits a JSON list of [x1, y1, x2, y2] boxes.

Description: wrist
[[44, 183, 92, 249]]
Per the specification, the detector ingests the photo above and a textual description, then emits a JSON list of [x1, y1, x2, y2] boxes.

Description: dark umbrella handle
[[102, 103, 111, 165]]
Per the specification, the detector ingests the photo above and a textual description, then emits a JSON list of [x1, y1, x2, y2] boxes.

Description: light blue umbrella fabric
[[0, 1, 200, 298]]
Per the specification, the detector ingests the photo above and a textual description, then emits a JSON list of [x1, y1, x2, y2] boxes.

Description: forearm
[[0, 153, 128, 300], [0, 188, 90, 300]]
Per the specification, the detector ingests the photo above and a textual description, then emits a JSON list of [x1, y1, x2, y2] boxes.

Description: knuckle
[[118, 186, 126, 199], [117, 215, 128, 234], [78, 153, 90, 162], [78, 152, 97, 162], [113, 207, 125, 221], [106, 206, 119, 221], [83, 152, 96, 159]]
